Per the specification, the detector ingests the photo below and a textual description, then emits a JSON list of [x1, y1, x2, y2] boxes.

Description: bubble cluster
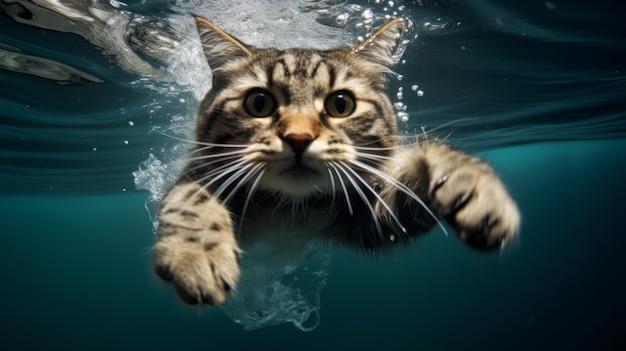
[[396, 87, 404, 100]]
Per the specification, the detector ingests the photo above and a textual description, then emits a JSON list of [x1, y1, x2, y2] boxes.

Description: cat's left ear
[[353, 18, 406, 67], [194, 15, 252, 71]]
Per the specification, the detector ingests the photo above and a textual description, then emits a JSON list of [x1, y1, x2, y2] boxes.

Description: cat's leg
[[385, 139, 520, 250], [154, 182, 240, 305]]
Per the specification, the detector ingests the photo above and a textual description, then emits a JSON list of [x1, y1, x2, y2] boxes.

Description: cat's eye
[[324, 90, 356, 118], [244, 88, 276, 117]]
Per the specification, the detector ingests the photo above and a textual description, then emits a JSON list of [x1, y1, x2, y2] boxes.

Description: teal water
[[1, 0, 625, 349]]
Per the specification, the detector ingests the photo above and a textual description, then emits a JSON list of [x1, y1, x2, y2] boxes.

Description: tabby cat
[[154, 16, 520, 305]]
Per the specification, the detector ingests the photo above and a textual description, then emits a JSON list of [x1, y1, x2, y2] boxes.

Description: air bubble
[[128, 121, 135, 126], [397, 111, 409, 122], [362, 8, 374, 29], [109, 0, 126, 8], [411, 84, 419, 91], [336, 13, 349, 27], [416, 90, 424, 97], [393, 102, 405, 110], [396, 91, 403, 100]]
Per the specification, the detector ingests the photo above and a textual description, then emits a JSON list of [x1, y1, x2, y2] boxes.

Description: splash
[[221, 243, 330, 331]]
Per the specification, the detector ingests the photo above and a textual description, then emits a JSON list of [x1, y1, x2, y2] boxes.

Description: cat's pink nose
[[283, 133, 314, 154]]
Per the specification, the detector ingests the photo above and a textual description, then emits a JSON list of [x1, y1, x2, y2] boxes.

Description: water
[[1, 0, 625, 349]]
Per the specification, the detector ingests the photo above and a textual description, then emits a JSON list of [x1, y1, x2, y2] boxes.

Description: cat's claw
[[431, 167, 520, 251], [154, 236, 240, 305]]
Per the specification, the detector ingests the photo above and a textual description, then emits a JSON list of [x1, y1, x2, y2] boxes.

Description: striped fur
[[154, 16, 520, 305]]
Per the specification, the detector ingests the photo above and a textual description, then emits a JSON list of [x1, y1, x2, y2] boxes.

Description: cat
[[154, 15, 520, 305]]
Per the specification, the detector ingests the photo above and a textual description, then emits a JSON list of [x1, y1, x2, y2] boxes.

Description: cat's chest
[[235, 203, 335, 263], [243, 203, 333, 237]]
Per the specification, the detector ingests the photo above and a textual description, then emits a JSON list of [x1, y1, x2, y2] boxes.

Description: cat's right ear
[[353, 18, 406, 67], [194, 15, 251, 71]]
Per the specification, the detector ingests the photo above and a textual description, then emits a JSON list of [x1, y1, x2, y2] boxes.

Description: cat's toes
[[431, 167, 520, 251], [154, 237, 241, 305]]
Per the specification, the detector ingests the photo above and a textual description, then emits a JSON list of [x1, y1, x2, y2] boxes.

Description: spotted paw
[[430, 161, 520, 251], [154, 233, 241, 305]]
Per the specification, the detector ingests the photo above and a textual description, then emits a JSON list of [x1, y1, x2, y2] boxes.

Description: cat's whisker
[[354, 151, 395, 162], [184, 147, 250, 174], [349, 159, 449, 236], [185, 152, 247, 171], [189, 147, 249, 158], [420, 117, 479, 136], [353, 144, 403, 152], [328, 162, 354, 216], [222, 162, 266, 204], [178, 158, 248, 211], [332, 161, 383, 235], [327, 167, 337, 206], [189, 155, 241, 167], [212, 162, 256, 201], [338, 161, 407, 234], [237, 168, 266, 235], [152, 128, 250, 148], [193, 157, 248, 185]]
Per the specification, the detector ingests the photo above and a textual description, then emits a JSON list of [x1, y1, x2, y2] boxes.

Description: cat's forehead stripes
[[222, 49, 377, 107], [269, 52, 330, 86], [273, 51, 325, 79]]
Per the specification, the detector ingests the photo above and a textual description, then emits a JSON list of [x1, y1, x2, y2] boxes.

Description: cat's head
[[191, 16, 406, 198]]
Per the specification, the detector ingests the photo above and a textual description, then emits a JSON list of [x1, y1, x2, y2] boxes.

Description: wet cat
[[154, 16, 520, 305]]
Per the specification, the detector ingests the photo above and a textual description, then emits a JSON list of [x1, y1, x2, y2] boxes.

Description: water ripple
[[0, 0, 625, 196]]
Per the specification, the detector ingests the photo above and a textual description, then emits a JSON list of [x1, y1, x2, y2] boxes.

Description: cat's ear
[[194, 15, 252, 71], [353, 18, 406, 67]]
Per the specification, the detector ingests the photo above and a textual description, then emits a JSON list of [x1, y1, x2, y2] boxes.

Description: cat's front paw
[[154, 234, 241, 305], [430, 163, 520, 251]]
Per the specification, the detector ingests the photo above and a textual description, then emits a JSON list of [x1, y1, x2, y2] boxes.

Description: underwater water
[[1, 0, 625, 349]]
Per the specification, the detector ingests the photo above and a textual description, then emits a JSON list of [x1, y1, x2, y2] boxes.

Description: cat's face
[[190, 17, 405, 197]]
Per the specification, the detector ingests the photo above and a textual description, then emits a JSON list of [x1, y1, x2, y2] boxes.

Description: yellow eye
[[244, 88, 276, 117], [324, 90, 356, 118]]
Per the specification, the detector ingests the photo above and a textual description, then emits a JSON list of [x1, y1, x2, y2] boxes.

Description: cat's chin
[[259, 167, 331, 198]]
